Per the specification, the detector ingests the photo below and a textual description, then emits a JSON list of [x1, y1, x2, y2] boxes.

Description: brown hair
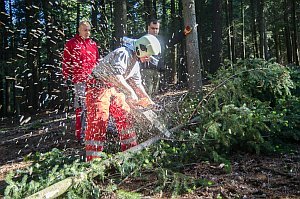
[[147, 18, 160, 26]]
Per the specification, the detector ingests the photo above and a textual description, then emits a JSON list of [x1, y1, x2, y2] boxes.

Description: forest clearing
[[1, 0, 300, 198], [1, 87, 299, 198]]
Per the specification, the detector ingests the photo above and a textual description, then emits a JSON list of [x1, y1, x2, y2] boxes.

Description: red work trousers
[[85, 83, 137, 161]]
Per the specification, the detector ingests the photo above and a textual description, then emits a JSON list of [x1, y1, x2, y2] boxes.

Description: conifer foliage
[[4, 59, 300, 198]]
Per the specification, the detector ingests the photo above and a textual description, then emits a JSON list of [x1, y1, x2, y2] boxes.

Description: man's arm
[[126, 62, 155, 106], [127, 79, 152, 101], [115, 75, 139, 100]]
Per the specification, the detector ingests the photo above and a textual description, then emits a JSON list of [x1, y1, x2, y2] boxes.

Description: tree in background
[[0, 0, 299, 116], [113, 0, 127, 48], [290, 0, 299, 65], [182, 0, 202, 93], [210, 0, 222, 74]]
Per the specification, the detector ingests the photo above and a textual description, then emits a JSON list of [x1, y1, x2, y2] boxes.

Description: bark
[[152, 0, 157, 19], [0, 78, 3, 115], [5, 77, 15, 115], [177, 0, 188, 85], [168, 0, 178, 84], [113, 0, 127, 48], [283, 0, 293, 63], [225, 0, 235, 63], [291, 0, 299, 65], [161, 0, 167, 34], [0, 0, 8, 60], [210, 0, 222, 74], [250, 0, 259, 58], [195, 0, 206, 72], [42, 0, 64, 109], [25, 0, 40, 113], [144, 0, 153, 29], [257, 0, 268, 59], [274, 31, 281, 63], [241, 0, 246, 59], [182, 0, 202, 93], [8, 0, 15, 58], [99, 0, 107, 31], [91, 0, 99, 31], [76, 2, 80, 27], [25, 177, 74, 199]]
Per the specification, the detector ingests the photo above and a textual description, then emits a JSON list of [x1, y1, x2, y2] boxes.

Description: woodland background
[[0, 0, 299, 116], [0, 0, 300, 198]]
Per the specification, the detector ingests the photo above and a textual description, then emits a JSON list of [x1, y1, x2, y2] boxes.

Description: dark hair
[[147, 18, 160, 26]]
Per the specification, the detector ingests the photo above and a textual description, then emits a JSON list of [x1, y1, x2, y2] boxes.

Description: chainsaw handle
[[135, 104, 163, 112]]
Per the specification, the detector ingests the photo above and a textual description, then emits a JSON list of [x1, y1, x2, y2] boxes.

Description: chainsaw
[[137, 108, 171, 137]]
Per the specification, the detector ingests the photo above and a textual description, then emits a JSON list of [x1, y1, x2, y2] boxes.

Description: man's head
[[147, 19, 160, 36], [78, 21, 91, 39], [134, 34, 161, 62]]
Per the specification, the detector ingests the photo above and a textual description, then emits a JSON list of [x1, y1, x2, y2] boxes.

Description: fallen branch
[[23, 113, 200, 199], [25, 177, 74, 199], [189, 67, 269, 120]]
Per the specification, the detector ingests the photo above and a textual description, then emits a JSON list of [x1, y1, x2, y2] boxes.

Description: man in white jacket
[[84, 34, 161, 161]]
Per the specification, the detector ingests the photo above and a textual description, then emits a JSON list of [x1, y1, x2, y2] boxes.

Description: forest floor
[[0, 89, 299, 198]]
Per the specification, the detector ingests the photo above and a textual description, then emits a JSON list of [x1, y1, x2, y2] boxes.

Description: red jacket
[[62, 34, 99, 83]]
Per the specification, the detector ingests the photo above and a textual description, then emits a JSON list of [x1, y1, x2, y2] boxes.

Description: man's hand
[[127, 97, 153, 109], [184, 26, 192, 36], [137, 99, 163, 111], [136, 97, 154, 108]]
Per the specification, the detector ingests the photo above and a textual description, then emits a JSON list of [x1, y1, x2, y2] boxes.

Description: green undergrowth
[[176, 59, 299, 155], [4, 59, 300, 198]]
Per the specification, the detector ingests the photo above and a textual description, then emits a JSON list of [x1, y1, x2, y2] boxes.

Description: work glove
[[184, 26, 192, 36], [136, 98, 163, 111], [136, 97, 154, 108]]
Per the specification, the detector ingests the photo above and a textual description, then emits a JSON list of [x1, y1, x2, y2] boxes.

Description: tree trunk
[[25, 0, 40, 113], [225, 0, 235, 64], [0, 0, 9, 61], [250, 0, 259, 58], [99, 0, 107, 31], [91, 0, 99, 31], [8, 0, 15, 58], [0, 78, 3, 115], [42, 0, 64, 110], [76, 2, 80, 27], [182, 0, 202, 93], [152, 0, 157, 19], [144, 0, 153, 28], [241, 0, 246, 59], [161, 0, 167, 34], [283, 0, 293, 63], [113, 0, 127, 48], [195, 0, 206, 73], [257, 0, 268, 60], [177, 0, 188, 85], [5, 77, 15, 115], [168, 0, 177, 84], [210, 0, 222, 74], [274, 31, 281, 63], [291, 0, 299, 65]]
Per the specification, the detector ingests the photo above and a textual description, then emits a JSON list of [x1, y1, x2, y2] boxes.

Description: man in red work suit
[[62, 20, 100, 142], [85, 34, 161, 161]]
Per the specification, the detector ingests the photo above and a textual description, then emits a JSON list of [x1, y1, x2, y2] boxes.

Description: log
[[23, 106, 201, 199], [25, 177, 74, 199]]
